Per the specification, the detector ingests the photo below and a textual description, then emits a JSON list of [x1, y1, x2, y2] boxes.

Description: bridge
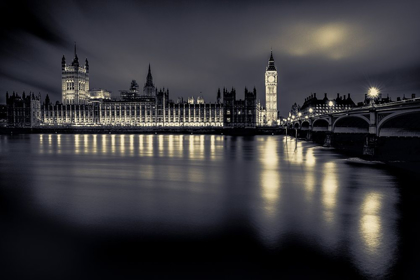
[[285, 98, 420, 156]]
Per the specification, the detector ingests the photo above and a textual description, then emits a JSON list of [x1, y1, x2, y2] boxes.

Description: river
[[0, 134, 419, 279]]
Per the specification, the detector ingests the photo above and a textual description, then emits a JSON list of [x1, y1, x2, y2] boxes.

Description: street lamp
[[298, 112, 302, 119], [328, 100, 334, 113], [368, 87, 379, 106]]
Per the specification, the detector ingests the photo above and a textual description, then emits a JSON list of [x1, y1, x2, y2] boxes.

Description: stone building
[[295, 92, 356, 117], [223, 87, 258, 128], [6, 92, 41, 127], [264, 51, 278, 126], [61, 45, 90, 104], [6, 49, 275, 129]]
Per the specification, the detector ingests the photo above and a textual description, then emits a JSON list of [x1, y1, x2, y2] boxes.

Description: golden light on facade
[[309, 108, 313, 113], [328, 100, 334, 107]]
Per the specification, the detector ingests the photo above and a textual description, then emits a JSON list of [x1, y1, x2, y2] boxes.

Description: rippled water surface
[[1, 134, 419, 279]]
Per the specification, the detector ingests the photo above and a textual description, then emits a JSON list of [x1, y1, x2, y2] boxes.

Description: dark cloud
[[1, 0, 420, 115]]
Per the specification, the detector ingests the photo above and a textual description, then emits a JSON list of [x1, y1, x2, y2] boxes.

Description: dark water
[[0, 134, 419, 279]]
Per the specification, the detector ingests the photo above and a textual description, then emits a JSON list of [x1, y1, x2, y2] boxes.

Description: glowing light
[[168, 135, 174, 157], [261, 169, 280, 202], [368, 87, 379, 98], [84, 135, 88, 153], [129, 135, 134, 156], [322, 162, 338, 223], [309, 108, 314, 113], [92, 134, 97, 154], [360, 192, 382, 252], [305, 148, 316, 167], [298, 112, 302, 117], [57, 134, 61, 154], [75, 134, 80, 154], [102, 134, 107, 153], [261, 137, 278, 166], [328, 101, 334, 107]]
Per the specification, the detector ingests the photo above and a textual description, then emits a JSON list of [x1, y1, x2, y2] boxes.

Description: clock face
[[268, 76, 275, 83]]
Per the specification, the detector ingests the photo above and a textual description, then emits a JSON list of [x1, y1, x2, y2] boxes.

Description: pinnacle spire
[[267, 50, 276, 71], [72, 42, 79, 66], [145, 64, 154, 87]]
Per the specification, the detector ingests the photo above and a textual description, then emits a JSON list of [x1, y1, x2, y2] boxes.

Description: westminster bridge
[[285, 98, 420, 158]]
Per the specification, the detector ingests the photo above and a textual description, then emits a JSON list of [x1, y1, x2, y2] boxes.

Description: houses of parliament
[[6, 48, 279, 128]]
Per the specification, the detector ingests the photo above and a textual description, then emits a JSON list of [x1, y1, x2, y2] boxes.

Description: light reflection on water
[[0, 134, 401, 278]]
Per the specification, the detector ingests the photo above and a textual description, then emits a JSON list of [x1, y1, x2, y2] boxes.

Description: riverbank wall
[[0, 126, 282, 136]]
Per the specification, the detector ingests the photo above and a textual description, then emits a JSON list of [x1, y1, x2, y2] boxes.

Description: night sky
[[1, 0, 420, 115]]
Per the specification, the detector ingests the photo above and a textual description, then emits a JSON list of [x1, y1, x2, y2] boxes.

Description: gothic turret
[[62, 44, 89, 104]]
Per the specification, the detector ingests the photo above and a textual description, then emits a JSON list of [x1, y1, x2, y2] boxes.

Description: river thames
[[0, 134, 419, 279]]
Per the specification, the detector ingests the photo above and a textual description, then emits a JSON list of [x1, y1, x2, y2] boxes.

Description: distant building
[[0, 103, 7, 126], [295, 93, 356, 117], [223, 87, 258, 128], [119, 80, 140, 101], [6, 48, 275, 129], [89, 89, 111, 101], [6, 92, 41, 127]]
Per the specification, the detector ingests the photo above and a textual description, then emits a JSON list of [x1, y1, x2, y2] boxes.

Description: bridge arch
[[312, 118, 329, 132], [378, 110, 420, 137], [332, 115, 369, 133], [301, 120, 310, 126]]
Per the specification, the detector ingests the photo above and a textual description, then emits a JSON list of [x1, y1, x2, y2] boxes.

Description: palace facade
[[6, 50, 279, 128]]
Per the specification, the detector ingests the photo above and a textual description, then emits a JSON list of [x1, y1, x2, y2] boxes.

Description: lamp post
[[328, 100, 334, 113], [368, 87, 379, 107], [309, 107, 313, 117], [363, 87, 380, 155]]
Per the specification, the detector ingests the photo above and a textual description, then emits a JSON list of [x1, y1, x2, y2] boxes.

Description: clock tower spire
[[265, 50, 278, 126]]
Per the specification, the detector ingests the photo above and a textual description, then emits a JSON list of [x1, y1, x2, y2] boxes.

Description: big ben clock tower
[[265, 51, 278, 126]]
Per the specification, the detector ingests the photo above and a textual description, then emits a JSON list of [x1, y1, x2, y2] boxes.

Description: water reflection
[[257, 137, 283, 248], [1, 134, 401, 278], [322, 161, 338, 222], [360, 192, 382, 252]]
